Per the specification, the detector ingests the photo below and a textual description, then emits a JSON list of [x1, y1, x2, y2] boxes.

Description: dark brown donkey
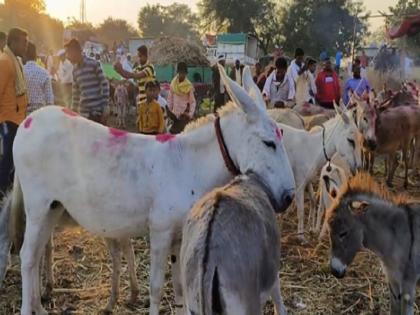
[[326, 173, 420, 315]]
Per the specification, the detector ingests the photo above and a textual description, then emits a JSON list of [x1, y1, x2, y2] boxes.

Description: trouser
[[0, 122, 18, 196], [61, 83, 72, 107], [214, 92, 226, 113]]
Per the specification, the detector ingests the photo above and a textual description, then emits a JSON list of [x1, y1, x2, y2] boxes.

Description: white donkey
[[9, 65, 295, 315], [277, 106, 362, 239]]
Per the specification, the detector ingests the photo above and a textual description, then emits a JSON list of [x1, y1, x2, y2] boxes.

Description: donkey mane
[[184, 103, 238, 132], [326, 172, 412, 222]]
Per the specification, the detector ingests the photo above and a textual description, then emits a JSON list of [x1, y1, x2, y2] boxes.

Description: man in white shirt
[[230, 59, 243, 86], [57, 50, 73, 107], [288, 48, 305, 84], [263, 57, 295, 108]]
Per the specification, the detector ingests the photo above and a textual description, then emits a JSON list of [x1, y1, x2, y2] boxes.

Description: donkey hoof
[[296, 234, 308, 245], [386, 181, 394, 188]]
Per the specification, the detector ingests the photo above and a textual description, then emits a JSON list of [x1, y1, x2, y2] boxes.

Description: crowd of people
[[0, 26, 373, 199], [219, 48, 372, 111]]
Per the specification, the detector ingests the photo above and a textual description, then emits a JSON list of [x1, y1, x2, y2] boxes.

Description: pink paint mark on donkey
[[24, 117, 32, 129], [109, 127, 128, 138], [275, 127, 283, 140], [62, 108, 79, 117], [156, 134, 176, 143]]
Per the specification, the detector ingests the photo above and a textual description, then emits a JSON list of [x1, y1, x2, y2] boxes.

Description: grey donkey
[[181, 173, 292, 315], [327, 172, 420, 315]]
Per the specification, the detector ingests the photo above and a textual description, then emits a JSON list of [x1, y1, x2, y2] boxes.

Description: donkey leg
[[295, 189, 306, 241], [315, 192, 325, 234], [41, 236, 54, 302], [170, 241, 184, 314], [101, 238, 122, 314], [387, 153, 399, 187], [403, 148, 410, 189], [271, 277, 287, 315], [401, 279, 416, 315], [21, 215, 58, 315], [121, 238, 139, 305], [307, 184, 316, 230], [149, 229, 172, 315]]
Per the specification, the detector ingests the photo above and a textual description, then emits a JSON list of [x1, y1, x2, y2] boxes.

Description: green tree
[[279, 0, 369, 58], [138, 3, 199, 41], [387, 0, 420, 53], [96, 17, 138, 47], [0, 0, 63, 51], [198, 0, 283, 54], [4, 0, 45, 12]]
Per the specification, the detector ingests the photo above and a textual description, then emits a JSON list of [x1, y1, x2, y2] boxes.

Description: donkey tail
[[8, 175, 25, 253]]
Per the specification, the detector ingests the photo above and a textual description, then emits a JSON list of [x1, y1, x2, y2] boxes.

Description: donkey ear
[[334, 101, 350, 125], [217, 64, 262, 120], [349, 200, 369, 214], [241, 66, 266, 110]]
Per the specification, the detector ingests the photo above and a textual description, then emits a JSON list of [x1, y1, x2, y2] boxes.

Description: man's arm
[[72, 76, 80, 111], [96, 62, 110, 106], [0, 60, 11, 100], [114, 62, 148, 79]]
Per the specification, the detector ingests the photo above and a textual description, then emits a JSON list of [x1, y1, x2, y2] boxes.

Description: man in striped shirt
[[65, 39, 109, 123], [114, 45, 155, 107]]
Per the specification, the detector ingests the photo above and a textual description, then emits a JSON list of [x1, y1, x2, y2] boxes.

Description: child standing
[[114, 81, 129, 128], [137, 81, 165, 135]]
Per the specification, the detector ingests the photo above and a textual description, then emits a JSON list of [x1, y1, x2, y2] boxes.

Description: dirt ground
[[1, 113, 420, 315]]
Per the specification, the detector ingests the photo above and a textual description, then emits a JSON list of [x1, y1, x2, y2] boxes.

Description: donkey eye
[[339, 231, 348, 239], [347, 139, 355, 148], [263, 140, 276, 150], [363, 117, 368, 123]]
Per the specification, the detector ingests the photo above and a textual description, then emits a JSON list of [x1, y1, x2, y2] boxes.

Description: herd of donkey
[[1, 65, 420, 314]]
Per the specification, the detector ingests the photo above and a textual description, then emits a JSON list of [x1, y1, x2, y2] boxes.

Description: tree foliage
[[198, 0, 282, 54], [4, 0, 45, 12], [387, 0, 420, 54], [96, 17, 138, 47], [138, 3, 199, 41], [279, 0, 369, 58], [0, 0, 63, 50]]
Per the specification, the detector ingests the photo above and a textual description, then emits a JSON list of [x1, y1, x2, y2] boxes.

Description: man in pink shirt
[[167, 62, 196, 133]]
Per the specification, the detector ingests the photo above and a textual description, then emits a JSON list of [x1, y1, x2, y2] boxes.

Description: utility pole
[[80, 0, 87, 24]]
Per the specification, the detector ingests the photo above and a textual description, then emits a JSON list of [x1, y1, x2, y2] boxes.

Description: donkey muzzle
[[330, 257, 347, 279], [276, 189, 294, 213], [364, 139, 377, 151]]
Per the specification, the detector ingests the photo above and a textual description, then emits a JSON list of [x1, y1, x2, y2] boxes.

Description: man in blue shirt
[[343, 65, 371, 106]]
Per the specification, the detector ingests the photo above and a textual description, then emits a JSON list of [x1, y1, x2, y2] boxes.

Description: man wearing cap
[[57, 48, 73, 107], [212, 54, 226, 112], [65, 38, 109, 123], [114, 45, 155, 109], [0, 28, 28, 195]]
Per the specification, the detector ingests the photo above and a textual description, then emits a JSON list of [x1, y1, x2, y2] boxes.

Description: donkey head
[[349, 91, 377, 151], [322, 163, 346, 200], [328, 197, 367, 278], [218, 65, 295, 213], [332, 103, 363, 174]]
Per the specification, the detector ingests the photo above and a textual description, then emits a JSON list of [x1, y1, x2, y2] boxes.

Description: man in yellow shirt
[[137, 81, 164, 135], [0, 28, 28, 195]]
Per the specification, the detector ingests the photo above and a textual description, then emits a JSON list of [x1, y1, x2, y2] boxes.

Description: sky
[[13, 0, 400, 30]]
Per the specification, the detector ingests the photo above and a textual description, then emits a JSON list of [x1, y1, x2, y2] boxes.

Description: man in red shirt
[[315, 58, 341, 109]]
